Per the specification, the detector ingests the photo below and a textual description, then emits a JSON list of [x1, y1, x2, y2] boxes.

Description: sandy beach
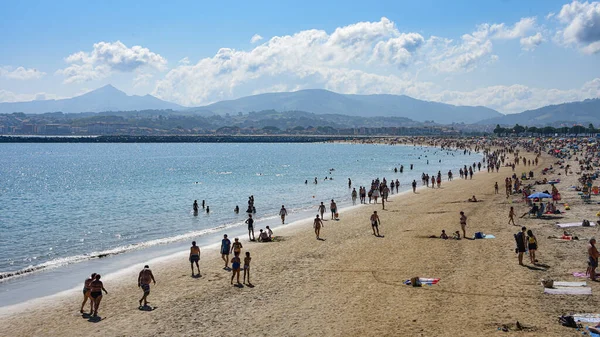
[[2, 144, 599, 336]]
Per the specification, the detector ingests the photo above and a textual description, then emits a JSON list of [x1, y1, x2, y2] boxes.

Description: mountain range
[[0, 84, 598, 126], [478, 98, 600, 126], [190, 89, 502, 124], [0, 85, 182, 114]]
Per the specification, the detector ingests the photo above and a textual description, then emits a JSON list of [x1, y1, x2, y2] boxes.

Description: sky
[[0, 0, 599, 114]]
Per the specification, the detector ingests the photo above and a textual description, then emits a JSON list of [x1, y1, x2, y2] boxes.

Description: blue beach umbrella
[[528, 192, 552, 199]]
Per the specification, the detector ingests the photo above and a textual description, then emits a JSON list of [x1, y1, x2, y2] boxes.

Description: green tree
[[513, 124, 526, 135], [493, 124, 505, 136]]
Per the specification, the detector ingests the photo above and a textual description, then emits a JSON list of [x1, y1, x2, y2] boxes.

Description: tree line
[[493, 123, 597, 136]]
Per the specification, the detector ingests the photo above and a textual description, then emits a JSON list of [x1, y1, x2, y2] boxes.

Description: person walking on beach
[[190, 241, 201, 277], [508, 207, 516, 226], [279, 205, 288, 224], [231, 238, 243, 255], [245, 214, 255, 241], [494, 182, 499, 194], [88, 274, 107, 317], [243, 252, 252, 286], [459, 211, 467, 239], [138, 265, 156, 308], [221, 235, 231, 269], [314, 215, 323, 239], [330, 199, 338, 220], [80, 273, 96, 314], [318, 202, 326, 220], [370, 211, 381, 236], [588, 239, 599, 281], [412, 180, 417, 193], [231, 252, 241, 285], [516, 227, 527, 266], [351, 188, 357, 205]]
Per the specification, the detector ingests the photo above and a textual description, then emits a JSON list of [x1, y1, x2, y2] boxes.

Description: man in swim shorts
[[190, 241, 201, 277], [80, 273, 96, 314], [330, 199, 337, 220], [515, 226, 527, 265], [370, 211, 381, 236], [318, 202, 326, 220], [138, 265, 156, 308], [221, 234, 231, 269], [245, 215, 255, 241]]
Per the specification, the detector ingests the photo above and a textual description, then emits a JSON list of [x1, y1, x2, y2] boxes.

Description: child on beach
[[243, 252, 252, 285], [231, 252, 241, 285], [440, 230, 448, 239], [508, 207, 516, 226]]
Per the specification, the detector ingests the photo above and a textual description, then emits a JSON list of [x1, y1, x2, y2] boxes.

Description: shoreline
[[0, 142, 478, 297]]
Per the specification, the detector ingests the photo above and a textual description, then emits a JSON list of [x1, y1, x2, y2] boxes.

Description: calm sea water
[[0, 143, 480, 281]]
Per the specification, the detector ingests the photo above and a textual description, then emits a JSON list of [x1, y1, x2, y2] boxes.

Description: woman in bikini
[[80, 273, 96, 314], [527, 230, 538, 264], [231, 252, 241, 285], [88, 274, 108, 317]]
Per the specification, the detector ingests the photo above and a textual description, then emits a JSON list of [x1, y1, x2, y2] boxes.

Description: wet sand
[[1, 147, 598, 336]]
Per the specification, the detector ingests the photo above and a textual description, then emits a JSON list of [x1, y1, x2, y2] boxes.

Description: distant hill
[[0, 85, 183, 114], [189, 89, 502, 124], [478, 98, 600, 126]]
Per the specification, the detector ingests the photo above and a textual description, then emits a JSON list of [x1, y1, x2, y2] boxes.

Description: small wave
[[0, 220, 244, 283], [217, 171, 232, 175]]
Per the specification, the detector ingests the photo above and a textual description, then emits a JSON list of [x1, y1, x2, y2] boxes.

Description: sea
[[0, 142, 481, 306]]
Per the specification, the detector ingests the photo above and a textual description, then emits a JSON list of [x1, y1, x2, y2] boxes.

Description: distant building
[[44, 124, 72, 135]]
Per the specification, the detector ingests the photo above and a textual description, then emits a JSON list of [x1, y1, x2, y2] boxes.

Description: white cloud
[[250, 34, 263, 44], [133, 72, 154, 87], [520, 32, 544, 51], [178, 57, 190, 65], [556, 0, 600, 54], [0, 89, 62, 103], [56, 41, 167, 83], [153, 18, 428, 105], [0, 66, 46, 80], [430, 78, 600, 113], [150, 16, 579, 113]]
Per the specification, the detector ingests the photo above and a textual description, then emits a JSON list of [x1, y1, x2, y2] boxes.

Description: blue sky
[[0, 0, 599, 113]]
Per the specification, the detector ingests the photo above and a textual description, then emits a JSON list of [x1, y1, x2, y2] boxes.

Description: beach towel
[[557, 222, 597, 228], [483, 234, 495, 239], [404, 278, 439, 286], [544, 287, 592, 295], [573, 272, 589, 278], [553, 281, 587, 287], [573, 313, 600, 323], [586, 327, 600, 337]]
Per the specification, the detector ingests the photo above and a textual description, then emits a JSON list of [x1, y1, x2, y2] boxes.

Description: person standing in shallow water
[[318, 202, 326, 220], [193, 200, 199, 215], [351, 188, 357, 205], [412, 180, 417, 193]]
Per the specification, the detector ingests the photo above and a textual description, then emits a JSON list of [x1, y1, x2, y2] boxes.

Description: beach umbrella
[[528, 192, 552, 199]]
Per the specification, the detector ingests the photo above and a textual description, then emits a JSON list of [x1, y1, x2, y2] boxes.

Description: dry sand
[[1, 147, 599, 337]]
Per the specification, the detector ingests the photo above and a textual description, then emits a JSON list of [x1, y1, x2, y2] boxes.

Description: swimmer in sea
[[80, 273, 96, 314], [138, 265, 156, 308], [190, 241, 201, 276], [234, 205, 239, 214], [88, 274, 108, 317], [193, 200, 199, 214], [206, 206, 210, 213]]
